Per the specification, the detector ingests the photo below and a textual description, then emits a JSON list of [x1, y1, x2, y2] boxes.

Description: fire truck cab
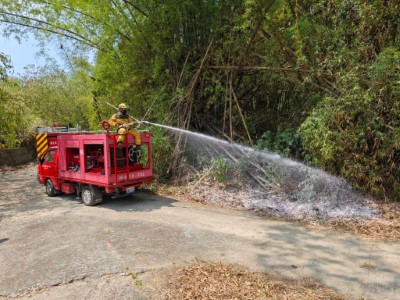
[[36, 124, 153, 206]]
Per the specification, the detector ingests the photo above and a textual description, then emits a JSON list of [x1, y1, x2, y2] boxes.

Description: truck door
[[39, 149, 58, 179]]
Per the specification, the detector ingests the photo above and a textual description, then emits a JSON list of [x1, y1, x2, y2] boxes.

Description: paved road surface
[[0, 166, 399, 299]]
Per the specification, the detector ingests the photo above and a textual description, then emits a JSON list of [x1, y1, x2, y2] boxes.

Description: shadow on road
[[255, 224, 400, 299], [99, 190, 177, 213]]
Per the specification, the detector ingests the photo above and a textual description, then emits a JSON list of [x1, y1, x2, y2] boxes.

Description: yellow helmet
[[118, 103, 128, 109]]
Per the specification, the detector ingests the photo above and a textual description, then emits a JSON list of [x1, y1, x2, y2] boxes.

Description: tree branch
[[0, 19, 105, 51], [49, 1, 132, 42], [122, 0, 149, 18], [230, 77, 253, 145], [206, 65, 333, 76], [120, 0, 153, 49], [0, 10, 111, 50]]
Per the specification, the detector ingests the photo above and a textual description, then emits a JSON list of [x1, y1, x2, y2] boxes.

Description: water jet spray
[[143, 121, 376, 221]]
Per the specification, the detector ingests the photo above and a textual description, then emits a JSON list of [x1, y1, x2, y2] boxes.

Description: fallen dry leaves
[[321, 217, 400, 241], [163, 262, 344, 300]]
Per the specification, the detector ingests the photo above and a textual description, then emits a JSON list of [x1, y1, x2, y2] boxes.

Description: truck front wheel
[[45, 179, 56, 197], [81, 185, 103, 206]]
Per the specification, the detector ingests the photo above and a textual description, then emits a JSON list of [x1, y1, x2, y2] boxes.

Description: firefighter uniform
[[108, 111, 141, 145]]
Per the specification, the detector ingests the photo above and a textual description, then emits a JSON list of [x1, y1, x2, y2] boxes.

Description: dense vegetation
[[0, 0, 399, 200]]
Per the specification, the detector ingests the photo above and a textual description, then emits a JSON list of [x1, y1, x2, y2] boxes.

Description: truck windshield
[[44, 149, 55, 162]]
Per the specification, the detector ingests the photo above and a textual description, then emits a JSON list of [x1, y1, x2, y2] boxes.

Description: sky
[[0, 33, 65, 76]]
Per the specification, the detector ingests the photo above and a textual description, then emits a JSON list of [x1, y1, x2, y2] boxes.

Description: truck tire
[[81, 185, 103, 206], [45, 179, 56, 197]]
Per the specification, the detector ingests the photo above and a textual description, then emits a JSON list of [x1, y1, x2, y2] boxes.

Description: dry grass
[[304, 201, 400, 241], [298, 218, 399, 242], [322, 216, 400, 242], [163, 262, 344, 300]]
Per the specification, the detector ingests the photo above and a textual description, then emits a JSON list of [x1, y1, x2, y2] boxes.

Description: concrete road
[[0, 166, 399, 299]]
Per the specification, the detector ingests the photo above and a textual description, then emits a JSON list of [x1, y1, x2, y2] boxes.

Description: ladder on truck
[[111, 135, 133, 185]]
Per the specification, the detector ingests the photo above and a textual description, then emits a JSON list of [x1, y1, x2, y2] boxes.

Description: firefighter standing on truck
[[108, 103, 141, 148]]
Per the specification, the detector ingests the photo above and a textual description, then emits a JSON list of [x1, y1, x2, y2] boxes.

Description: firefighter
[[108, 103, 141, 148]]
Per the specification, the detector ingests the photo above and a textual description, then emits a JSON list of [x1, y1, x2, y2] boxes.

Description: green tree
[[1, 0, 400, 198], [0, 52, 12, 81]]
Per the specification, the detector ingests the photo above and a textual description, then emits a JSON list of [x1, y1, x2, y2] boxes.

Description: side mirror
[[37, 157, 44, 165]]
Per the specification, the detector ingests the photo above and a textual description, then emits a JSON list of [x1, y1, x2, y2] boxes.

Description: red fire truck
[[36, 122, 153, 206]]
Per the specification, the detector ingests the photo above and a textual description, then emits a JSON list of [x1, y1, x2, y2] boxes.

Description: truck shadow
[[100, 191, 176, 212]]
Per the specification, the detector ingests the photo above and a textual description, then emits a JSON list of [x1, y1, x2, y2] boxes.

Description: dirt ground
[[0, 164, 399, 299]]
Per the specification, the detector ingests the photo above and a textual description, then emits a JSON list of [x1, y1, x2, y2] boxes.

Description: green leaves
[[0, 61, 96, 148], [256, 129, 302, 159], [0, 52, 12, 81], [299, 49, 400, 200]]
